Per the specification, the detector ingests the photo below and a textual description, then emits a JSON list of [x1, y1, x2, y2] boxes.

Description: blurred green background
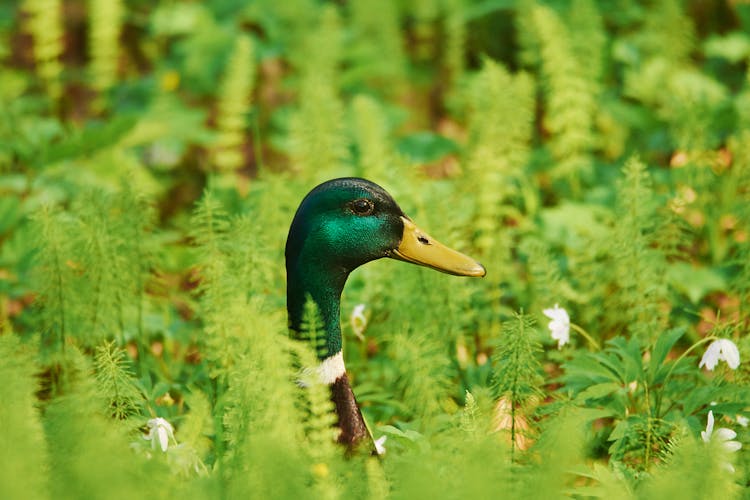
[[2, 0, 750, 498]]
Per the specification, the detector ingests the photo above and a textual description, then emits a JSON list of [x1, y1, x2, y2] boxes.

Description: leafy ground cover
[[2, 0, 750, 498]]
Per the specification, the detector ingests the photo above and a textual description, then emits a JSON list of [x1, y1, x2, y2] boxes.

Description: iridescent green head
[[286, 178, 485, 359], [286, 178, 405, 274]]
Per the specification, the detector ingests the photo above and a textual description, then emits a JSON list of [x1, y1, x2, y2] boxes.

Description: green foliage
[[405, 0, 440, 61], [528, 3, 596, 185], [567, 0, 606, 94], [32, 190, 155, 351], [348, 0, 406, 91], [611, 157, 667, 341], [390, 326, 453, 427], [442, 0, 467, 97], [87, 0, 123, 97], [492, 312, 544, 407], [43, 348, 163, 500], [519, 237, 568, 309], [640, 429, 741, 498], [212, 34, 256, 172], [297, 296, 328, 360], [0, 335, 49, 500], [24, 0, 64, 100], [31, 205, 74, 354], [94, 341, 143, 420], [289, 338, 340, 499], [190, 189, 232, 332], [638, 0, 696, 65], [289, 5, 348, 180], [350, 95, 393, 181], [466, 58, 534, 255], [491, 312, 544, 458], [2, 0, 750, 497]]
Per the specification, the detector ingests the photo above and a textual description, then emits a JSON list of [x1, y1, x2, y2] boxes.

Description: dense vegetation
[[2, 0, 750, 497]]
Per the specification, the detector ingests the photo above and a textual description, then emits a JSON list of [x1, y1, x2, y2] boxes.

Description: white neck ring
[[317, 351, 346, 385]]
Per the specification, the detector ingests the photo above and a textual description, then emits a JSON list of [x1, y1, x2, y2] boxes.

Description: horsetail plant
[[2, 0, 750, 497]]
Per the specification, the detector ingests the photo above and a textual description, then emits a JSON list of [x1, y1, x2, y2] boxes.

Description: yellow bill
[[390, 217, 486, 277]]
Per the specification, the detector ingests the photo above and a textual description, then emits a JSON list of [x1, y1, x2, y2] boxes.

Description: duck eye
[[350, 198, 374, 216]]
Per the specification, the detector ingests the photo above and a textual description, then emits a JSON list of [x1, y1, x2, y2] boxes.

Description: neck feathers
[[330, 372, 369, 448], [315, 353, 370, 450], [286, 262, 347, 359], [317, 351, 346, 384], [287, 247, 370, 449]]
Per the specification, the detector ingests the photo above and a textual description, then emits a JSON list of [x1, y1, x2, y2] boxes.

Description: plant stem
[[0, 295, 9, 335], [655, 335, 718, 417], [571, 323, 600, 350], [644, 381, 652, 471], [662, 335, 717, 386]]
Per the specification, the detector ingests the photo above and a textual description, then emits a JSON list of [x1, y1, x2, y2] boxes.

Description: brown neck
[[330, 373, 371, 451]]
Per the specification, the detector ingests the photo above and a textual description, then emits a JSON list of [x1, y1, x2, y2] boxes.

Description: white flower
[[702, 411, 742, 453], [145, 417, 175, 452], [699, 339, 740, 371], [543, 304, 570, 349], [702, 410, 742, 473], [350, 304, 368, 340], [374, 435, 387, 456], [737, 415, 749, 428]]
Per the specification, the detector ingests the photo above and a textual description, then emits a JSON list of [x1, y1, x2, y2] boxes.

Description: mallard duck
[[286, 178, 485, 451]]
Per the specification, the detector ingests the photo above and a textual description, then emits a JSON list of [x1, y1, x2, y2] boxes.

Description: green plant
[[1, 0, 749, 497]]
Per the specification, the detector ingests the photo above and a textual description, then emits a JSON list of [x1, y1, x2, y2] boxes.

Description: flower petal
[[703, 410, 715, 440], [718, 339, 740, 369], [700, 341, 721, 370], [558, 308, 570, 325], [374, 435, 387, 456], [544, 305, 570, 349], [550, 323, 569, 348], [542, 304, 558, 320], [715, 427, 737, 442], [721, 462, 736, 474], [543, 304, 569, 325], [146, 417, 174, 452], [723, 441, 742, 453], [157, 426, 169, 452]]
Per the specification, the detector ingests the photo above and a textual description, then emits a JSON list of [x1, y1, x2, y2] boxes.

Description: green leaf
[[34, 116, 138, 168], [666, 262, 726, 303], [396, 132, 459, 163], [539, 202, 610, 248], [150, 2, 208, 36], [574, 382, 622, 402], [377, 425, 429, 453], [704, 32, 750, 63], [572, 407, 618, 421], [464, 0, 515, 21], [648, 327, 685, 384], [608, 418, 630, 442], [0, 196, 22, 236]]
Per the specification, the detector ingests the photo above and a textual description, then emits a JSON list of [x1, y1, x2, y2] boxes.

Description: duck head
[[285, 177, 485, 450], [286, 178, 485, 358]]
